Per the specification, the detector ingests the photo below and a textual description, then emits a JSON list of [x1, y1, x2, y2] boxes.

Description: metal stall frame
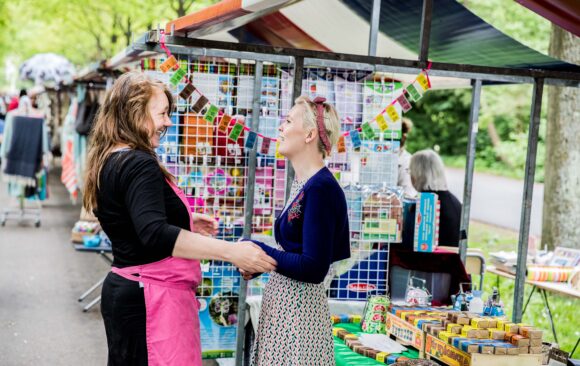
[[107, 0, 580, 361]]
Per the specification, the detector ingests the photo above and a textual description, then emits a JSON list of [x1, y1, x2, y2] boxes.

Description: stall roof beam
[[368, 0, 381, 56], [418, 0, 433, 63], [142, 32, 580, 86]]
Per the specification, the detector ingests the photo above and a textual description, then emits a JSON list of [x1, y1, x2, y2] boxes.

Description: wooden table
[[487, 266, 580, 356]]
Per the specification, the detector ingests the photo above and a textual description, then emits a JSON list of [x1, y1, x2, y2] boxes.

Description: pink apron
[[112, 179, 202, 366]]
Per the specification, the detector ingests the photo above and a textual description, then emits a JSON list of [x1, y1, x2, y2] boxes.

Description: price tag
[[337, 135, 346, 153], [349, 130, 362, 149], [260, 137, 271, 154], [361, 122, 375, 140], [245, 131, 257, 149], [179, 83, 196, 100], [169, 67, 186, 86]]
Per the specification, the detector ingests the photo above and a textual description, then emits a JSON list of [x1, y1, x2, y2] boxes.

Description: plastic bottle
[[469, 290, 484, 314]]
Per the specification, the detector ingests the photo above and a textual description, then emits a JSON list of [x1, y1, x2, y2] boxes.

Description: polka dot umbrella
[[19, 53, 75, 86]]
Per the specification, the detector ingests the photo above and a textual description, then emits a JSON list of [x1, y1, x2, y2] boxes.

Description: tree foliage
[[0, 0, 217, 88]]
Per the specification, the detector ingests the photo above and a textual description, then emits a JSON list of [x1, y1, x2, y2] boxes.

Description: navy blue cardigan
[[252, 167, 350, 284]]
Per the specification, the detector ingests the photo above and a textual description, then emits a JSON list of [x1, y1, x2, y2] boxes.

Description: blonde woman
[[83, 72, 276, 365], [246, 96, 351, 366]]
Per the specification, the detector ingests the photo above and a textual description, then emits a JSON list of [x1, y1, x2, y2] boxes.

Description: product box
[[413, 193, 440, 252], [197, 263, 241, 358]]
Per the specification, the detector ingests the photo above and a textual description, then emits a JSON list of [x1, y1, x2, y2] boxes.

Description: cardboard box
[[479, 344, 495, 354], [520, 327, 543, 339], [504, 323, 519, 334], [413, 193, 440, 252], [471, 318, 490, 329], [510, 335, 530, 347], [477, 329, 490, 339]]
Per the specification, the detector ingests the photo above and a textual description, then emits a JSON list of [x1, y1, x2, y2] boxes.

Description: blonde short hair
[[294, 96, 341, 158], [410, 149, 448, 191]]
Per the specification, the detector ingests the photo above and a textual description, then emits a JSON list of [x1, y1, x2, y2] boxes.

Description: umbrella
[[19, 53, 76, 86]]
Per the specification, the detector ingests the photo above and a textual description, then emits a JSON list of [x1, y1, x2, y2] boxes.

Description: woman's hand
[[191, 213, 218, 236], [239, 269, 254, 281], [231, 241, 277, 274]]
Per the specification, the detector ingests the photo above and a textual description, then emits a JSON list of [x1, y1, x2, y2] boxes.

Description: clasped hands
[[192, 213, 276, 278]]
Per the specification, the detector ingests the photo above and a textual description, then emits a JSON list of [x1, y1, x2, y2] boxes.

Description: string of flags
[[157, 31, 432, 156]]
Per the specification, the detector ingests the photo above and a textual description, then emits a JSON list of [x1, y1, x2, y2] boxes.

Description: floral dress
[[250, 179, 335, 366]]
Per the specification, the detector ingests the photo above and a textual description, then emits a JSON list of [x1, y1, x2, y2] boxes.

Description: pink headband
[[312, 96, 332, 155]]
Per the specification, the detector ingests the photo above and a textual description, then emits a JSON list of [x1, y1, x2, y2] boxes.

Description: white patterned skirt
[[250, 272, 334, 366]]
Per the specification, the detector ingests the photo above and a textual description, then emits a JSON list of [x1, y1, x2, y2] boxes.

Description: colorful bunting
[[376, 114, 389, 131], [217, 114, 232, 134], [191, 95, 209, 113], [362, 122, 375, 140], [204, 104, 219, 124], [228, 122, 244, 142], [260, 137, 271, 154], [396, 93, 412, 113], [350, 130, 362, 149], [416, 72, 430, 91], [160, 55, 178, 73], [179, 83, 196, 100], [337, 135, 346, 153], [275, 142, 284, 159], [170, 67, 187, 86], [386, 105, 400, 122], [406, 83, 423, 102], [245, 131, 257, 149]]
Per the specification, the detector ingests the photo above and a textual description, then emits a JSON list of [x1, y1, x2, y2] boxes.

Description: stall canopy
[[166, 0, 580, 75], [516, 0, 580, 37]]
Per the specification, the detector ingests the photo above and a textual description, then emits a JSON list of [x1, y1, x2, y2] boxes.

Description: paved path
[[446, 168, 544, 237]]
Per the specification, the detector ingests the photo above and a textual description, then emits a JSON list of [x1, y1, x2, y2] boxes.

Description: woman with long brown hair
[[83, 71, 276, 365]]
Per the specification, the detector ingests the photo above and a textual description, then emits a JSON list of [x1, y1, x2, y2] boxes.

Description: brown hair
[[294, 96, 341, 158], [83, 71, 174, 212]]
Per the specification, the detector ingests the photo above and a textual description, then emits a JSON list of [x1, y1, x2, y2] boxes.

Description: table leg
[[78, 274, 107, 302], [83, 295, 102, 312], [540, 289, 558, 344], [570, 337, 580, 358], [522, 285, 536, 315]]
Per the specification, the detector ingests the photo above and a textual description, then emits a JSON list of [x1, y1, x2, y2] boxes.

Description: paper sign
[[204, 104, 219, 124], [350, 130, 362, 149], [361, 122, 375, 140], [386, 105, 400, 122], [179, 83, 196, 100], [376, 113, 389, 131], [228, 122, 244, 142], [245, 131, 257, 149], [217, 114, 232, 134], [169, 67, 187, 86], [260, 137, 271, 154], [160, 55, 178, 73]]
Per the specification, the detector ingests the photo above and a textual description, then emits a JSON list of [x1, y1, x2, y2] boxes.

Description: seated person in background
[[398, 117, 418, 198], [410, 149, 462, 247]]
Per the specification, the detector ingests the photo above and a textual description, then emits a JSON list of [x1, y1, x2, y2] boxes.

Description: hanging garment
[[109, 178, 202, 366], [2, 115, 45, 187]]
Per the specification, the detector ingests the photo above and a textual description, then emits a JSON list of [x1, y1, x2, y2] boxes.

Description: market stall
[[67, 0, 580, 364]]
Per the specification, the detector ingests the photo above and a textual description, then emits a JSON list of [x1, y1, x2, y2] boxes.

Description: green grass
[[467, 221, 580, 355]]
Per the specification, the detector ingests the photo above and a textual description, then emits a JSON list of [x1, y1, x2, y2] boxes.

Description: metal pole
[[285, 56, 304, 199], [458, 79, 482, 264], [418, 0, 433, 64], [235, 61, 263, 366], [368, 0, 381, 57], [513, 78, 544, 323]]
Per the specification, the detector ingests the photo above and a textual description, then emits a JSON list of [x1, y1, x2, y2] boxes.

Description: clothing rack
[[1, 185, 42, 227]]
